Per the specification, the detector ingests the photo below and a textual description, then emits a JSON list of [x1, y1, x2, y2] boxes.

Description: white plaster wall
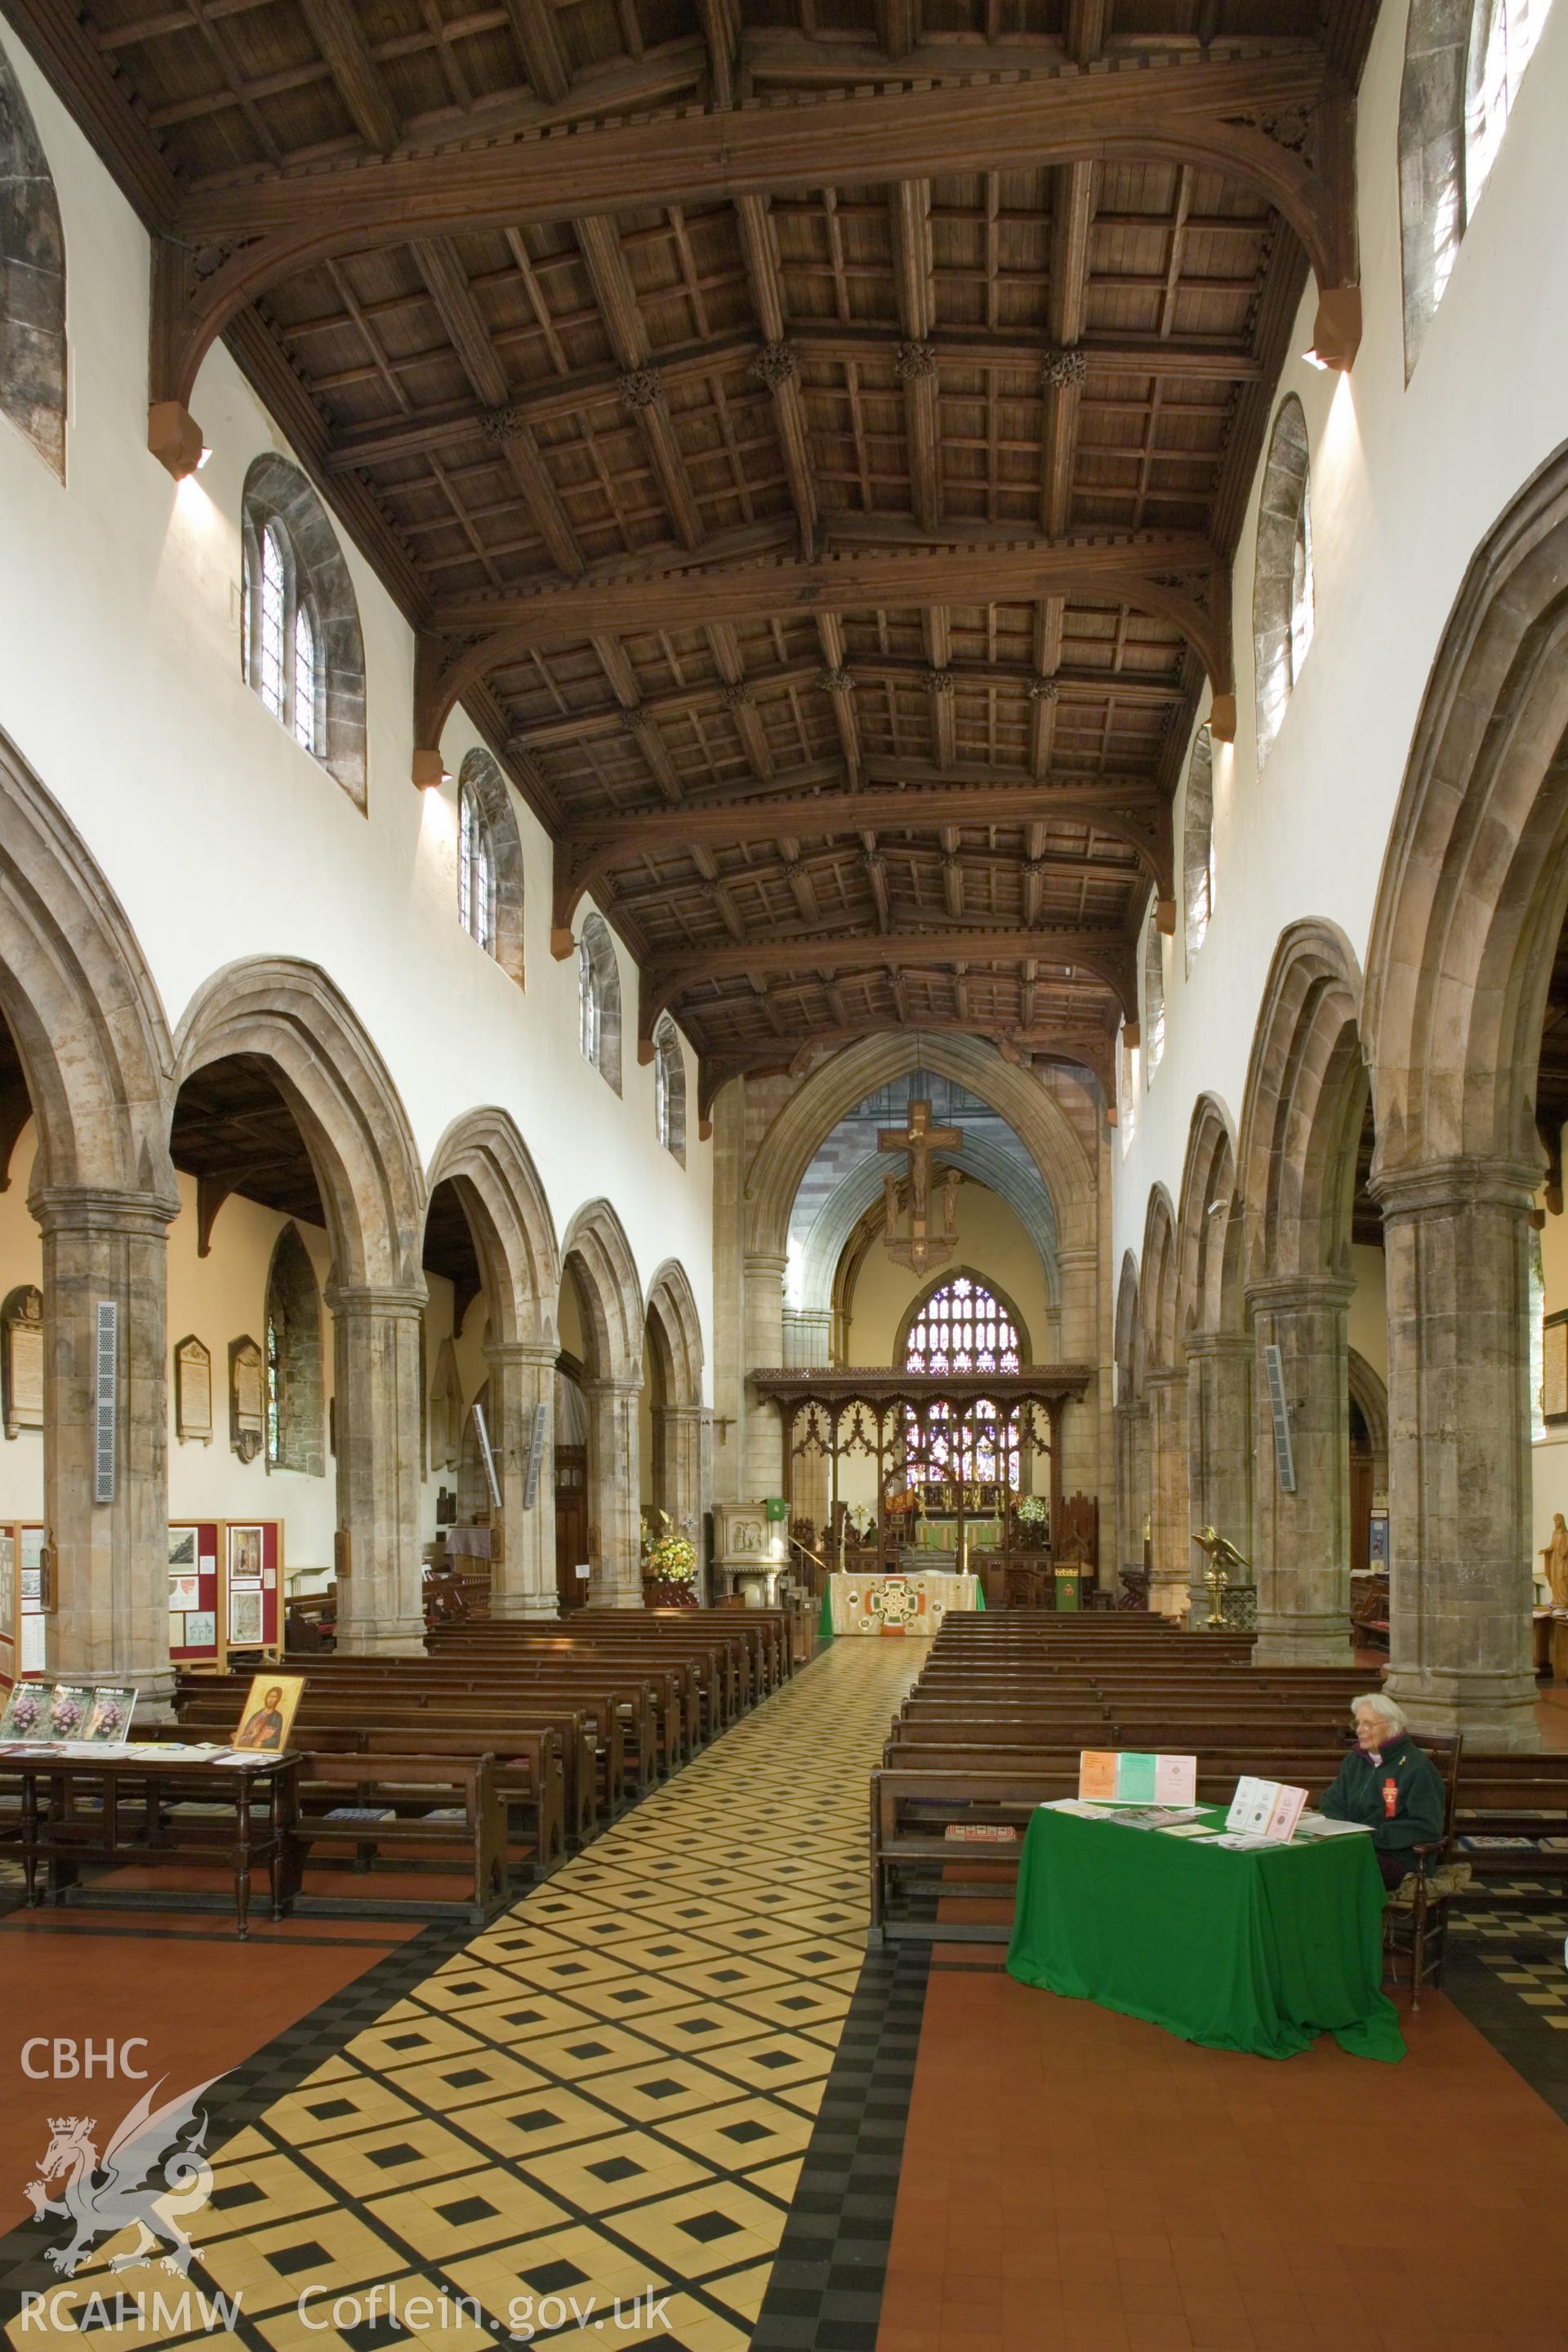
[[0, 28, 713, 1432], [1114, 0, 1568, 1274]]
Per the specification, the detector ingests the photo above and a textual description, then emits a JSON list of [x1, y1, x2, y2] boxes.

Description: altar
[[824, 1568, 982, 1637]]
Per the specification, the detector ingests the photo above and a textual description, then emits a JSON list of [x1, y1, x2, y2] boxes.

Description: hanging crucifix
[[879, 1098, 963, 1272]]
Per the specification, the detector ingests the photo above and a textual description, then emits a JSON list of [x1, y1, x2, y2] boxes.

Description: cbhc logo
[[21, 2041, 149, 2079]]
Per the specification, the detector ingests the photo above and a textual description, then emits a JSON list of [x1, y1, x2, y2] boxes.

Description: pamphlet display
[[1078, 1750, 1198, 1804], [1223, 1775, 1309, 1844]]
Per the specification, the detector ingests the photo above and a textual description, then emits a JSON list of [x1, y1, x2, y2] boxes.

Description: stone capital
[[484, 1337, 560, 1373], [323, 1281, 428, 1319], [1144, 1365, 1188, 1394], [1369, 1153, 1542, 1221], [1183, 1325, 1253, 1363], [582, 1374, 643, 1401], [28, 1183, 180, 1238], [1244, 1273, 1355, 1314]]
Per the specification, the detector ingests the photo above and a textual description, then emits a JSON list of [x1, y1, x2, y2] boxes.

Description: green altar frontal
[[1006, 1805, 1404, 2062]]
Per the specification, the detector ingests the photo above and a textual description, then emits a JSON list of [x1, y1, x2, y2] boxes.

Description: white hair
[[1352, 1692, 1406, 1734]]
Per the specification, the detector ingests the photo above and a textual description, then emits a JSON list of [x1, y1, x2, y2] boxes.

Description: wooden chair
[[1383, 1730, 1464, 2011]]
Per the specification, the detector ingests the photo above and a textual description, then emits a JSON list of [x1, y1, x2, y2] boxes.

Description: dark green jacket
[[1318, 1736, 1446, 1853]]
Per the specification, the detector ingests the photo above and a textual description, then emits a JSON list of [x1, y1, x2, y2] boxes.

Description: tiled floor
[[876, 1959, 1568, 2352], [2, 1637, 922, 2349]]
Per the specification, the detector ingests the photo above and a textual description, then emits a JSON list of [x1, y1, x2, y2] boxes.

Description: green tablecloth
[[1006, 1805, 1405, 2062]]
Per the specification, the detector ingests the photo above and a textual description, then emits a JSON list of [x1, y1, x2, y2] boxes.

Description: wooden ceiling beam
[[640, 923, 1138, 1045], [792, 323, 1263, 382], [162, 56, 1349, 412], [500, 0, 572, 105], [735, 194, 819, 559], [510, 653, 1182, 751], [296, 0, 401, 153], [697, 1018, 1114, 1127], [576, 214, 706, 552], [410, 238, 586, 577], [420, 532, 1230, 752], [323, 330, 760, 473]]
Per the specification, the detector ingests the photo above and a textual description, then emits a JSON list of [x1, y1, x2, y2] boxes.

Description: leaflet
[[1223, 1775, 1308, 1843], [1077, 1750, 1199, 1805]]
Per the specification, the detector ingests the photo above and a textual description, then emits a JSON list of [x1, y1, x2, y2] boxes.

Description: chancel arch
[[173, 956, 426, 1648], [0, 42, 65, 479], [424, 1106, 560, 1618], [559, 1196, 644, 1606], [0, 728, 176, 1691], [1236, 918, 1367, 1664], [1364, 437, 1568, 1747]]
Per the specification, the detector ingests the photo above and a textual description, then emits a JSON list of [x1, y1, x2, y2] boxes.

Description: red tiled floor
[[878, 1970, 1568, 2352], [0, 1906, 411, 2226]]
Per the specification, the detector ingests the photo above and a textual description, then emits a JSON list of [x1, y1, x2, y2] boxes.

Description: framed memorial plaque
[[2, 1286, 43, 1440], [1545, 1310, 1568, 1426], [174, 1335, 212, 1445], [229, 1335, 265, 1462]]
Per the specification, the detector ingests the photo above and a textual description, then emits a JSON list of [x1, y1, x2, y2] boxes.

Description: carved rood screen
[[751, 1366, 1091, 1579]]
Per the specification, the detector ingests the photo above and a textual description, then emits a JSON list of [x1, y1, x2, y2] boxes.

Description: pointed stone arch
[[175, 958, 425, 1649], [425, 1107, 561, 1615], [645, 1258, 704, 1409], [0, 44, 66, 479], [0, 729, 176, 1689], [0, 728, 174, 1201], [1138, 1184, 1189, 1614], [561, 1197, 644, 1603], [1138, 1185, 1181, 1371], [1175, 1093, 1242, 1342], [175, 958, 425, 1292], [1236, 920, 1366, 1662], [1236, 920, 1366, 1290], [745, 1033, 1096, 1261], [425, 1107, 559, 1348], [644, 1258, 706, 1556], [1175, 1094, 1251, 1597], [1112, 1251, 1150, 1598], [1360, 441, 1568, 1743]]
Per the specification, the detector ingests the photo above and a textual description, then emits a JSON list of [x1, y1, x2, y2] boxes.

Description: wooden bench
[[291, 1751, 507, 1925]]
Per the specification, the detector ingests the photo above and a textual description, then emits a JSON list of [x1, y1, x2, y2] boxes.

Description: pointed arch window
[[1398, 0, 1554, 378], [1183, 727, 1215, 970], [653, 1018, 687, 1165], [264, 1226, 323, 1477], [902, 1275, 1025, 1494], [1253, 397, 1313, 767], [458, 779, 497, 954], [241, 455, 368, 807], [577, 913, 622, 1092], [1143, 904, 1166, 1080]]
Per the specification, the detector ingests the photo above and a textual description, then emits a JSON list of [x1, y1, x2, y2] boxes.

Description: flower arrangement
[[1016, 1495, 1048, 1527], [645, 1533, 697, 1583]]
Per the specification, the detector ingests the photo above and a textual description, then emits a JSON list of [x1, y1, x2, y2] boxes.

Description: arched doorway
[[644, 1262, 706, 1593]]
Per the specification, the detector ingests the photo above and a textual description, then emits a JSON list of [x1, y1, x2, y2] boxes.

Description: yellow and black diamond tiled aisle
[[2, 1639, 922, 2350]]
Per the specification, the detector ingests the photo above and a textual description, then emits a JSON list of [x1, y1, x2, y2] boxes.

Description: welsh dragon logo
[[24, 2077, 220, 2277]]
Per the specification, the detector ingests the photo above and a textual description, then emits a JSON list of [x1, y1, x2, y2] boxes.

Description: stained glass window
[[903, 1277, 1022, 1490]]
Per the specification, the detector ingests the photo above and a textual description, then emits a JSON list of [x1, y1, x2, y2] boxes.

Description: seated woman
[[1317, 1694, 1446, 1888]]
